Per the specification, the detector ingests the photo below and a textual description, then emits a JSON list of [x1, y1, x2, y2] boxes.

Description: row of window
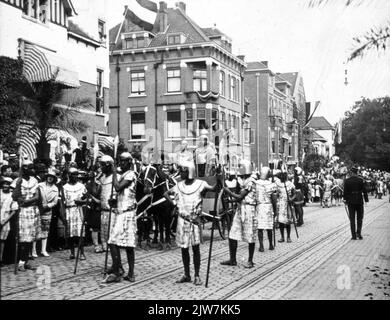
[[16, 0, 107, 44], [269, 97, 292, 121], [219, 71, 240, 102], [129, 69, 241, 98], [130, 69, 208, 95], [129, 110, 241, 141], [270, 139, 293, 156]]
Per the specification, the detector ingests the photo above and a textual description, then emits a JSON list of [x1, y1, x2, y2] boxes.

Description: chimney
[[175, 2, 186, 12], [238, 55, 245, 62], [159, 2, 168, 32], [261, 61, 268, 68], [159, 1, 167, 11]]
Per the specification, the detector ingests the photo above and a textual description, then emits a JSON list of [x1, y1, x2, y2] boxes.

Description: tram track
[[2, 200, 385, 300], [1, 242, 192, 298], [89, 201, 385, 300], [217, 201, 386, 300]]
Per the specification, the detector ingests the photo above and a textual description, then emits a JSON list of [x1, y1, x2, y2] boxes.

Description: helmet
[[120, 152, 133, 160], [295, 166, 302, 175], [181, 160, 196, 179], [238, 160, 252, 176], [260, 166, 270, 180]]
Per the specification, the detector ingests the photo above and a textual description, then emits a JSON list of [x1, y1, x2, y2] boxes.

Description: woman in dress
[[63, 168, 87, 260], [37, 169, 59, 257]]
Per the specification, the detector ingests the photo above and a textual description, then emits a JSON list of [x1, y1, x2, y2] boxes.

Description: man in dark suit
[[343, 166, 369, 240]]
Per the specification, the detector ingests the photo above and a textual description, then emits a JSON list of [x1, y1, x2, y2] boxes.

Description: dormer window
[[122, 32, 154, 49], [168, 35, 180, 45], [167, 33, 186, 45]]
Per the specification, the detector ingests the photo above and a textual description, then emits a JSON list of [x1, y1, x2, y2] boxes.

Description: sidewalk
[[282, 199, 390, 300]]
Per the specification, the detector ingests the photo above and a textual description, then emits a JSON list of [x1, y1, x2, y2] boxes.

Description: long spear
[[13, 152, 23, 275], [205, 165, 223, 288], [74, 203, 87, 274], [103, 136, 119, 275]]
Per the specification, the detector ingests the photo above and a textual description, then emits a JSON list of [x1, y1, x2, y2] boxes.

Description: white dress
[[11, 177, 40, 242], [108, 170, 137, 248], [173, 179, 208, 249], [0, 191, 19, 240], [229, 176, 258, 243], [98, 174, 118, 242], [63, 182, 87, 237], [256, 179, 277, 230], [275, 180, 294, 225]]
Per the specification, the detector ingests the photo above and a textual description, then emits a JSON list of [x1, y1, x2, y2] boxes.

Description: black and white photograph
[[0, 0, 389, 306]]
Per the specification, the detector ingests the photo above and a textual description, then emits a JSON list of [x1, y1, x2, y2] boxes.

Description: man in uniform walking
[[343, 165, 369, 240]]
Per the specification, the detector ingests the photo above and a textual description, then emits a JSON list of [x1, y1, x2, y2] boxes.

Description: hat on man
[[69, 167, 79, 174], [351, 165, 359, 173], [100, 155, 114, 163]]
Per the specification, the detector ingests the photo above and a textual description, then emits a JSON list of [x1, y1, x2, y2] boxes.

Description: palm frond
[[348, 22, 390, 61]]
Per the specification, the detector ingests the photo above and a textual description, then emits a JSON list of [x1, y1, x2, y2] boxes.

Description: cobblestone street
[[1, 197, 389, 300]]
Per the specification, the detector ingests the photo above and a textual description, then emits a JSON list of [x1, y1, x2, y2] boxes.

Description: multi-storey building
[[0, 0, 109, 146], [245, 61, 299, 169], [279, 72, 307, 165], [108, 1, 250, 167]]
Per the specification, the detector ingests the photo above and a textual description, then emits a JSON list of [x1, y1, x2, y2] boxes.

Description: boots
[[220, 239, 237, 266], [268, 230, 274, 250]]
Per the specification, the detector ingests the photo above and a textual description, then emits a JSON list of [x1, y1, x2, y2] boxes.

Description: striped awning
[[23, 44, 80, 88]]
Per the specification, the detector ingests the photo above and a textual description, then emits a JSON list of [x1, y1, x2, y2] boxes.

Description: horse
[[134, 163, 154, 250], [136, 163, 176, 250], [331, 177, 344, 206]]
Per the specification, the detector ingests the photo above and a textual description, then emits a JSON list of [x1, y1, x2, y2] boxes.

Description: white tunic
[[256, 179, 277, 230], [173, 179, 208, 249], [108, 170, 137, 247]]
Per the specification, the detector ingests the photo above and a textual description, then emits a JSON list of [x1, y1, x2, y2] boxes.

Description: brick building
[[0, 0, 109, 149], [108, 1, 250, 167], [244, 61, 299, 169]]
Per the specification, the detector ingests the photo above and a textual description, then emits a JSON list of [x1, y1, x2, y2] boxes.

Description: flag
[[97, 134, 115, 157], [334, 118, 343, 145], [338, 118, 343, 144], [124, 0, 158, 31]]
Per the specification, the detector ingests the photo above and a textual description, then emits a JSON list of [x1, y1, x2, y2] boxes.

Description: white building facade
[[0, 0, 110, 146]]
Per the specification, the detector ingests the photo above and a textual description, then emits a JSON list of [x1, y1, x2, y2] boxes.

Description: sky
[[75, 0, 390, 125]]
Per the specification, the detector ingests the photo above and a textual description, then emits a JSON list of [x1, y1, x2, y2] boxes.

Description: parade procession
[[1, 0, 390, 303]]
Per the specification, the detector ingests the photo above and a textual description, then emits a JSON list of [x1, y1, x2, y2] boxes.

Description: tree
[[6, 74, 91, 162], [303, 153, 328, 173], [308, 0, 390, 61], [336, 97, 390, 170], [0, 57, 25, 151]]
